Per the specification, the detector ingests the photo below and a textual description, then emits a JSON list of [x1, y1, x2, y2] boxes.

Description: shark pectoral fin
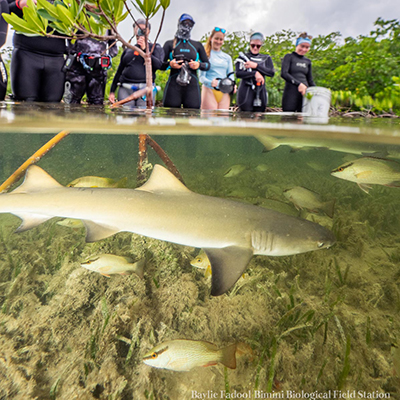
[[15, 213, 53, 232], [82, 221, 120, 242], [204, 246, 253, 296]]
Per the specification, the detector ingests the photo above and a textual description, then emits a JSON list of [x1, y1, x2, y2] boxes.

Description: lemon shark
[[0, 165, 335, 296]]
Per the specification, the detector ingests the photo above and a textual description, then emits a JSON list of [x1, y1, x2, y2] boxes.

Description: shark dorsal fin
[[136, 164, 191, 193], [13, 166, 63, 193]]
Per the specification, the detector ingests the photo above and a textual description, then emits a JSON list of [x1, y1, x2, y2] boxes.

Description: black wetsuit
[[162, 38, 210, 109], [65, 37, 118, 105], [7, 0, 66, 102], [281, 51, 315, 112], [110, 42, 164, 108], [235, 51, 275, 112], [0, 0, 9, 100]]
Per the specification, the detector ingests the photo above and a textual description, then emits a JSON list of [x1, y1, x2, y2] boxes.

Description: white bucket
[[302, 86, 331, 118]]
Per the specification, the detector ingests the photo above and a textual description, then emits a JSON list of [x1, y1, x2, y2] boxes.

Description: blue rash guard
[[199, 49, 233, 89]]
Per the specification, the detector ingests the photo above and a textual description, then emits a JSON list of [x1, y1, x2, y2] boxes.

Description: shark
[[0, 164, 336, 296]]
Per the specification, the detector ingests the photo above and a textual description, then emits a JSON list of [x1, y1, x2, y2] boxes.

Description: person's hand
[[137, 36, 146, 51], [255, 71, 264, 84], [188, 60, 200, 70], [298, 83, 308, 96], [170, 59, 183, 69], [244, 60, 257, 69], [109, 92, 115, 104], [17, 0, 37, 7], [233, 84, 237, 94], [211, 79, 219, 88]]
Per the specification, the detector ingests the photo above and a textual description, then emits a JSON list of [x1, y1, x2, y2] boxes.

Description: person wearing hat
[[281, 32, 315, 112], [235, 32, 275, 112], [161, 13, 210, 109], [200, 27, 235, 110], [109, 19, 164, 108]]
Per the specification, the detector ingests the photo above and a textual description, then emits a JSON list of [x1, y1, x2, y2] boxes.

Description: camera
[[137, 28, 145, 37]]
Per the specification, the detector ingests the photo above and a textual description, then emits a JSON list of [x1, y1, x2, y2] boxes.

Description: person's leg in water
[[163, 75, 184, 108], [0, 54, 7, 100], [11, 48, 41, 101], [39, 55, 65, 102], [201, 86, 218, 110]]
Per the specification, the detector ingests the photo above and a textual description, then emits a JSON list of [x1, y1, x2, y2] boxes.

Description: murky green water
[[0, 104, 399, 399]]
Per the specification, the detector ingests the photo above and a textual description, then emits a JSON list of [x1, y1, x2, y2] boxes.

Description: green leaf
[[37, 9, 62, 23], [2, 12, 41, 35], [55, 4, 74, 26], [159, 0, 170, 9], [36, 0, 59, 20]]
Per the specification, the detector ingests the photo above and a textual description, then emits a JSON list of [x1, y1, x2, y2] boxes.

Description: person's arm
[[281, 53, 301, 86], [227, 54, 234, 77], [150, 43, 164, 71], [256, 55, 275, 78], [306, 61, 316, 87], [7, 0, 23, 16], [160, 40, 172, 70], [235, 57, 256, 79], [109, 49, 128, 93], [0, 0, 9, 47], [199, 68, 212, 86], [196, 42, 210, 71]]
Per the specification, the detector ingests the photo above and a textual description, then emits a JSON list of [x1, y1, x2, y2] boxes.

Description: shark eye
[[151, 352, 158, 359], [317, 242, 325, 248]]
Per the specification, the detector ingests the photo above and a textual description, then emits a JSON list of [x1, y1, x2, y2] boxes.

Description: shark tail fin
[[219, 344, 237, 369], [12, 165, 63, 194], [204, 246, 253, 296]]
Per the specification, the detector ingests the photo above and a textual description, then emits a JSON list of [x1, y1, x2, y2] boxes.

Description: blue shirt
[[199, 49, 234, 89]]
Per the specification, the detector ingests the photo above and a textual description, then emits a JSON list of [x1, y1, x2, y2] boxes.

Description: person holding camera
[[235, 32, 275, 112], [200, 27, 235, 110], [161, 14, 210, 109], [109, 19, 164, 108]]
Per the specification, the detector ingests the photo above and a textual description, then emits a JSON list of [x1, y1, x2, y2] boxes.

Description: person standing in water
[[0, 0, 9, 100], [281, 32, 315, 112], [64, 33, 118, 105], [235, 32, 275, 112], [109, 19, 164, 108], [200, 27, 234, 110], [7, 0, 66, 102], [161, 13, 210, 109]]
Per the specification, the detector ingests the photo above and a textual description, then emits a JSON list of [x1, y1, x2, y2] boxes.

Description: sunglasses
[[214, 27, 226, 34], [250, 44, 261, 49]]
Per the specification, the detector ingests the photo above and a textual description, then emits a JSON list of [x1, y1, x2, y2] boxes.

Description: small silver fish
[[81, 254, 145, 278], [331, 157, 400, 193], [67, 176, 127, 188], [284, 186, 335, 218], [143, 339, 237, 371], [223, 165, 247, 178]]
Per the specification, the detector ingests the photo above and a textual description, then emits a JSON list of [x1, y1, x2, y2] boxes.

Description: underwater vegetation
[[0, 134, 399, 399]]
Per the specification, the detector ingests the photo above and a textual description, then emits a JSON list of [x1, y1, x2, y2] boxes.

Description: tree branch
[[151, 8, 165, 55]]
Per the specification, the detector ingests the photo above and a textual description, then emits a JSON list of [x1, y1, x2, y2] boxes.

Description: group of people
[[0, 5, 315, 113]]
